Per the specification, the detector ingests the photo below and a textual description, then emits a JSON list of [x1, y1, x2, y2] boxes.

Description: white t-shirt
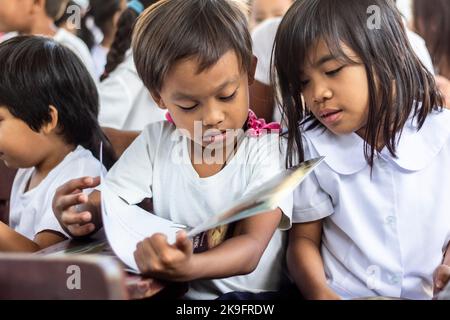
[[9, 146, 103, 241], [293, 108, 450, 300], [91, 44, 108, 79], [53, 28, 98, 82], [251, 17, 436, 121], [104, 121, 293, 299], [98, 50, 166, 131]]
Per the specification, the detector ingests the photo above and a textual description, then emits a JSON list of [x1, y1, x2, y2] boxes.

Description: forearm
[[186, 233, 266, 281], [0, 222, 40, 252], [287, 236, 339, 299]]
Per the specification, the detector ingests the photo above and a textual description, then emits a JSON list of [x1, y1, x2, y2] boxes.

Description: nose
[[202, 103, 225, 127], [312, 81, 333, 104]]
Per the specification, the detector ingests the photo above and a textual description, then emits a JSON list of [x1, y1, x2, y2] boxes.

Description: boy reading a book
[[53, 0, 292, 299]]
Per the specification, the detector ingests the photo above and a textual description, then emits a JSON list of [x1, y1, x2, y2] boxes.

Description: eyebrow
[[314, 54, 338, 67], [172, 77, 240, 101]]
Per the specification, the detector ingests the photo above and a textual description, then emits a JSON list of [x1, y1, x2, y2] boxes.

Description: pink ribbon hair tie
[[165, 109, 281, 137], [246, 110, 281, 137]]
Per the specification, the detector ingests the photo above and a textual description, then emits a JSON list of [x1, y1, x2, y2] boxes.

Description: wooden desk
[[35, 233, 168, 300]]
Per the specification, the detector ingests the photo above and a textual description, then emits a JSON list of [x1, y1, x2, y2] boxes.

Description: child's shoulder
[[141, 120, 177, 143], [55, 146, 101, 178], [243, 131, 282, 152]]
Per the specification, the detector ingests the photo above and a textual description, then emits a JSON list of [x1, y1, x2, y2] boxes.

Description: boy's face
[[0, 107, 49, 168], [155, 50, 252, 150], [0, 0, 34, 33], [300, 39, 370, 137]]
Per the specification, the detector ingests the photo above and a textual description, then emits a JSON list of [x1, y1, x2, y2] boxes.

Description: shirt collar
[[303, 109, 450, 174]]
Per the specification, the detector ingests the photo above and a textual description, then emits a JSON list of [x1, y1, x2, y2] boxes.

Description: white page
[[99, 144, 184, 272], [186, 156, 325, 237]]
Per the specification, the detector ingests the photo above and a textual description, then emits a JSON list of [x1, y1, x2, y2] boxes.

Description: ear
[[41, 105, 59, 135], [248, 55, 258, 86], [150, 91, 167, 110]]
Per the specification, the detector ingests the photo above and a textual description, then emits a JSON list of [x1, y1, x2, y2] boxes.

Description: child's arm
[[134, 208, 283, 282], [52, 177, 102, 238], [287, 220, 340, 300], [433, 241, 450, 295], [0, 222, 65, 252]]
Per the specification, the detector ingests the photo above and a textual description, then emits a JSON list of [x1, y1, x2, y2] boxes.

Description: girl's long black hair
[[101, 0, 158, 81], [273, 0, 444, 168], [0, 36, 116, 169]]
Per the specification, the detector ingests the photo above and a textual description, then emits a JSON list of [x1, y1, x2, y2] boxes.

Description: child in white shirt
[[273, 0, 450, 300], [0, 0, 97, 81], [53, 0, 292, 299], [0, 36, 114, 252], [98, 0, 165, 130]]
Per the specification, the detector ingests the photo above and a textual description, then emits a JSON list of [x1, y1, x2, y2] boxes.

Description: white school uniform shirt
[[104, 121, 293, 299], [251, 18, 435, 122], [9, 146, 103, 241], [293, 108, 450, 300], [53, 28, 98, 82], [91, 44, 108, 79], [98, 50, 166, 131]]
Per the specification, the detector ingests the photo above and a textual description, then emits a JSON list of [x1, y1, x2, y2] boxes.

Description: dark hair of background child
[[101, 0, 159, 81]]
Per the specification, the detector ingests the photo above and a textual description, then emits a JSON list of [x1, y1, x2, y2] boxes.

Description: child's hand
[[433, 264, 450, 296], [52, 177, 100, 237], [134, 231, 194, 281]]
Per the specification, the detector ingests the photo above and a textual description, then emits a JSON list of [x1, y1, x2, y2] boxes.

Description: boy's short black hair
[[0, 36, 115, 168], [45, 0, 70, 20], [132, 0, 252, 94]]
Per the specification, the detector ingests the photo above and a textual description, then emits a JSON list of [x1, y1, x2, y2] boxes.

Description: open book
[[99, 147, 324, 273]]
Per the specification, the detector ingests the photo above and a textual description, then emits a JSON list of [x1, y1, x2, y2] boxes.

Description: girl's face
[[0, 0, 34, 33], [154, 50, 251, 150], [0, 107, 50, 168], [250, 0, 293, 30], [300, 39, 370, 137]]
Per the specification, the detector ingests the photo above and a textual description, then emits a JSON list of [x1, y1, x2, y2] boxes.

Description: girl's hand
[[433, 264, 450, 296], [134, 231, 194, 281], [52, 177, 100, 237]]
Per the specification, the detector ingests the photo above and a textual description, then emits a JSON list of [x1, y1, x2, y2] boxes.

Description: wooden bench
[[0, 254, 128, 299]]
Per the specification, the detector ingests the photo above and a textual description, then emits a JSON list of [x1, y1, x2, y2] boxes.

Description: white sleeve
[[104, 125, 157, 204], [292, 171, 334, 223], [242, 134, 293, 230], [35, 155, 104, 238], [252, 22, 274, 86], [98, 62, 143, 129]]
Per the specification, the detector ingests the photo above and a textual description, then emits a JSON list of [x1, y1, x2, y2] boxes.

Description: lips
[[202, 130, 227, 144], [319, 109, 343, 125]]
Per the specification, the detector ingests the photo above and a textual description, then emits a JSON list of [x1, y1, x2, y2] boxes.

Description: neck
[[26, 16, 57, 37], [356, 127, 385, 152], [34, 140, 75, 178], [101, 25, 116, 49], [189, 134, 241, 178]]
